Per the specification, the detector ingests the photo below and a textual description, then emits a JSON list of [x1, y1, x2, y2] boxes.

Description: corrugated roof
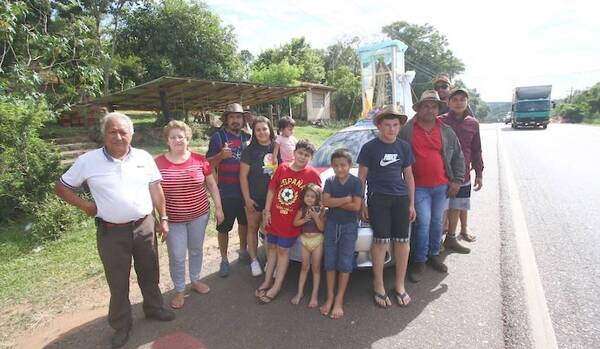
[[88, 76, 310, 111]]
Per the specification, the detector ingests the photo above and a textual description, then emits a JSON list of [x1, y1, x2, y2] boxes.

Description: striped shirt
[[206, 129, 251, 198], [155, 153, 212, 223]]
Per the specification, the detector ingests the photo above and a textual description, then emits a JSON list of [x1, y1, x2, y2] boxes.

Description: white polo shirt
[[60, 147, 162, 224]]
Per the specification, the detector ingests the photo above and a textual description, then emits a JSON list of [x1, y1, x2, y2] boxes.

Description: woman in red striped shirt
[[156, 120, 224, 309]]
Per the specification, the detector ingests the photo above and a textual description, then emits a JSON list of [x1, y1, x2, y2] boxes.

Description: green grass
[[294, 125, 341, 148], [0, 219, 102, 305]]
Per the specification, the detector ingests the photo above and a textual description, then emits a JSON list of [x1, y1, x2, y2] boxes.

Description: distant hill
[[487, 102, 511, 121]]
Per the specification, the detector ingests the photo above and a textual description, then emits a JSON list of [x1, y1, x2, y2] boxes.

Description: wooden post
[[159, 90, 171, 125]]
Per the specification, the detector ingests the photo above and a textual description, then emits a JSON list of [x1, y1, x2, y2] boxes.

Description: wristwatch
[[160, 216, 169, 222]]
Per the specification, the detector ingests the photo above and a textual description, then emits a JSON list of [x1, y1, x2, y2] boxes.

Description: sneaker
[[427, 255, 448, 273], [238, 249, 250, 263], [407, 262, 425, 283], [219, 260, 230, 277], [250, 259, 263, 277], [444, 235, 471, 254]]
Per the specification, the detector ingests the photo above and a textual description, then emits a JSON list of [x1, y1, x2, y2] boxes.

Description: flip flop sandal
[[392, 289, 411, 308], [258, 294, 275, 305], [255, 287, 269, 298], [460, 231, 477, 242], [373, 291, 391, 309], [192, 282, 210, 294], [170, 296, 185, 309]]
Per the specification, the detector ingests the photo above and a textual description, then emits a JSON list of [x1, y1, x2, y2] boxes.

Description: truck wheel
[[542, 124, 548, 129]]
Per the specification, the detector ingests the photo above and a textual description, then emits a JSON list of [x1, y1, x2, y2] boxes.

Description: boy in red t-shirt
[[256, 140, 321, 304]]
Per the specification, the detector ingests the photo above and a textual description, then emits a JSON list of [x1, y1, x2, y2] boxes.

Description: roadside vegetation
[[554, 82, 600, 124]]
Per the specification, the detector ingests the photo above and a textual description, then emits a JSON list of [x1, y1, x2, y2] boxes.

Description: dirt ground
[[1, 233, 240, 349]]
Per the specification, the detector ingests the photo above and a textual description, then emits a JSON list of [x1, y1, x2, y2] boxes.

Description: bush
[[0, 97, 62, 221], [29, 195, 86, 242]]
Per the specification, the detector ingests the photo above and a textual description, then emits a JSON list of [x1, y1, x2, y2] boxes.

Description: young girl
[[240, 116, 280, 277], [291, 183, 326, 307], [272, 116, 298, 164]]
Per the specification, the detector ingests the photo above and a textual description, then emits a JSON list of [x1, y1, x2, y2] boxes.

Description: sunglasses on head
[[434, 84, 450, 90]]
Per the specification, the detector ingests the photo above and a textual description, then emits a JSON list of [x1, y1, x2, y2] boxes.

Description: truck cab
[[511, 85, 552, 129]]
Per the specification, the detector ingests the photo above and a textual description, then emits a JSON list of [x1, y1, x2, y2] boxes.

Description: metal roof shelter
[[89, 76, 310, 111]]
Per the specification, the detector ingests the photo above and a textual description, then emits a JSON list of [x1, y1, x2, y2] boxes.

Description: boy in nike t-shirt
[[357, 105, 416, 309]]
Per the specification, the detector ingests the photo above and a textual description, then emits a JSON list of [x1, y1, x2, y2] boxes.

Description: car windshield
[[311, 128, 379, 168]]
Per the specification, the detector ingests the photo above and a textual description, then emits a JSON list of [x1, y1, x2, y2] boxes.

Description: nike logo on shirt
[[379, 154, 400, 167]]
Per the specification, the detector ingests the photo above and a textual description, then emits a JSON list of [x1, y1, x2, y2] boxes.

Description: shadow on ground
[[45, 258, 449, 349]]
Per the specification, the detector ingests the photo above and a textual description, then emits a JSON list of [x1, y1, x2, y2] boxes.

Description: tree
[[556, 82, 600, 123], [324, 37, 361, 75], [0, 1, 104, 112], [254, 37, 325, 83], [382, 21, 465, 97], [116, 0, 243, 84], [239, 49, 254, 80], [557, 103, 587, 123], [249, 59, 304, 106], [328, 66, 361, 119]]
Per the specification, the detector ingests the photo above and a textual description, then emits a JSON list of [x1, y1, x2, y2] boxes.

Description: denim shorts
[[448, 183, 471, 210], [324, 220, 358, 273], [266, 233, 297, 248]]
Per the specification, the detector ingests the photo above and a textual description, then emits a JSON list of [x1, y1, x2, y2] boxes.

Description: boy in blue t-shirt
[[320, 148, 363, 319], [357, 105, 416, 309]]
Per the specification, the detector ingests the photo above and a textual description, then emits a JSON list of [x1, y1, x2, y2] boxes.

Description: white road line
[[497, 128, 558, 349]]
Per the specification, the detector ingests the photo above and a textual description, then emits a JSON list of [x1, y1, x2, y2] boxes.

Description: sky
[[205, 0, 600, 102]]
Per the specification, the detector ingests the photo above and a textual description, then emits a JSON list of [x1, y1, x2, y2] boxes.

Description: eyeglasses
[[434, 84, 450, 90]]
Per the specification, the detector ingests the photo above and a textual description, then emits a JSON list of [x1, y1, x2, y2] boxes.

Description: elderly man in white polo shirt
[[55, 112, 175, 348]]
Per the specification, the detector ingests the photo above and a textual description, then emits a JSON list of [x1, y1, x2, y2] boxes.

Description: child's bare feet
[[290, 293, 303, 305], [319, 299, 333, 316], [330, 304, 344, 319], [307, 296, 319, 308]]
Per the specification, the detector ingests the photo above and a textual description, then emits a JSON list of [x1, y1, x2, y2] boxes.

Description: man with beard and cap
[[399, 90, 467, 283], [207, 103, 252, 277]]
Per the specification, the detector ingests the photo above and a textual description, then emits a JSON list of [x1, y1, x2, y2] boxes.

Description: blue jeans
[[324, 220, 358, 273], [166, 214, 209, 292], [412, 184, 448, 263]]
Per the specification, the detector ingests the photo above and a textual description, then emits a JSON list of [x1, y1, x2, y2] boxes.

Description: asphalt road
[[501, 123, 600, 348], [42, 123, 599, 349]]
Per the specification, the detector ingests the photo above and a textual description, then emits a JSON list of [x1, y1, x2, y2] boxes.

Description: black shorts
[[217, 197, 248, 234], [251, 196, 266, 211], [367, 193, 410, 243]]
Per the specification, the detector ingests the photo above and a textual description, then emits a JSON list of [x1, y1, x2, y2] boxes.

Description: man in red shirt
[[399, 90, 466, 283]]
